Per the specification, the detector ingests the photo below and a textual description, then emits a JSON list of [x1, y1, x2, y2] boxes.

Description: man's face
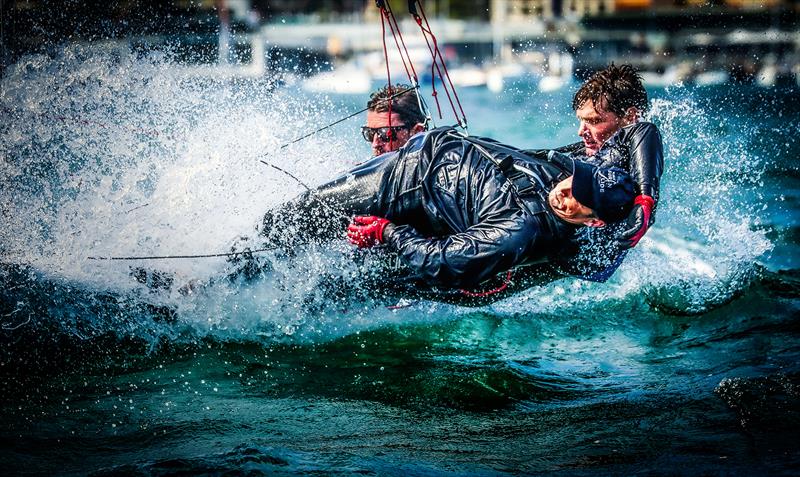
[[548, 176, 604, 227], [576, 99, 635, 156], [365, 111, 417, 156]]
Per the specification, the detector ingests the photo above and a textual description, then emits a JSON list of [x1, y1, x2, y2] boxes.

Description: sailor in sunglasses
[[363, 84, 427, 156]]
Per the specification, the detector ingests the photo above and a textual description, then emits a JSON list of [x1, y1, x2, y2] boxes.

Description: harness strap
[[500, 159, 545, 197], [543, 150, 576, 176], [449, 131, 549, 207]]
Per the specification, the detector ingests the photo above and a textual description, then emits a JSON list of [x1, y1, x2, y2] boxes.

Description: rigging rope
[[87, 247, 280, 261], [382, 1, 418, 85], [373, 0, 468, 131], [410, 0, 467, 130], [378, 5, 394, 132]]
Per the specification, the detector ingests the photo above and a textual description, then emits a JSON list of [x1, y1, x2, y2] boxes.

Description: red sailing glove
[[617, 195, 655, 249], [347, 215, 390, 248]]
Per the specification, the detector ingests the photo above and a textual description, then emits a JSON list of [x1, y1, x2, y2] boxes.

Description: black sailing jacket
[[541, 121, 664, 203], [254, 122, 663, 296], [526, 121, 664, 280]]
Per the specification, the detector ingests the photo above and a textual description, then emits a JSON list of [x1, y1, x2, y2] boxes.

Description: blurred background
[[2, 0, 798, 92]]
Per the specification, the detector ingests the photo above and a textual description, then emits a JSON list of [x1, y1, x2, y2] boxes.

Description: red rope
[[414, 16, 445, 120], [379, 8, 393, 132], [459, 271, 513, 297], [383, 1, 418, 84], [386, 18, 411, 83], [374, 1, 468, 129], [416, 0, 466, 125], [412, 1, 467, 128]]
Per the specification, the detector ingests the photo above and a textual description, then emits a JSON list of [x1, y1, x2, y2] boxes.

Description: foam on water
[[1, 45, 357, 275], [0, 47, 775, 345], [632, 94, 772, 313]]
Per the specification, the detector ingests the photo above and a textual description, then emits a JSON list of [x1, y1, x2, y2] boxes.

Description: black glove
[[617, 195, 655, 249]]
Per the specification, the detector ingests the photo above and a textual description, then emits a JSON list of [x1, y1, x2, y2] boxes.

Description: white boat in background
[[694, 70, 729, 86], [640, 70, 676, 87], [446, 64, 487, 88], [485, 62, 528, 92], [302, 64, 373, 94], [537, 51, 573, 92], [361, 48, 434, 83], [640, 63, 690, 87], [756, 60, 778, 87], [537, 75, 569, 92]]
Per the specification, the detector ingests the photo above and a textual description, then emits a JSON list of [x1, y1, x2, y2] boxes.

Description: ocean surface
[[1, 46, 799, 475]]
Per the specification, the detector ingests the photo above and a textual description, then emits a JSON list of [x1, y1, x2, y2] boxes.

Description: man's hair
[[367, 84, 426, 127], [572, 64, 648, 117]]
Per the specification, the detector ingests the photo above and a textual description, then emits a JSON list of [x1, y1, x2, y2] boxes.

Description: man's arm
[[381, 212, 542, 288], [617, 122, 664, 248], [625, 122, 664, 204]]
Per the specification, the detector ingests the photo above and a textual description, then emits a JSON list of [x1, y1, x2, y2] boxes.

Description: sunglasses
[[361, 125, 408, 142]]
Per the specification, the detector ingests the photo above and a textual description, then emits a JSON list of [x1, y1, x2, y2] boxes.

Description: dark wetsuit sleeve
[[257, 151, 399, 247], [382, 209, 539, 289], [626, 122, 664, 204]]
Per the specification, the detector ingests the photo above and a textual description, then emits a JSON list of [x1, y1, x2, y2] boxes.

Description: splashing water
[[0, 46, 775, 346], [490, 92, 773, 317], [0, 45, 378, 341], [630, 95, 772, 314]]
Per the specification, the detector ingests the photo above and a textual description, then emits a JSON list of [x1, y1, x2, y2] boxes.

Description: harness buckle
[[505, 169, 538, 197], [497, 155, 515, 173]]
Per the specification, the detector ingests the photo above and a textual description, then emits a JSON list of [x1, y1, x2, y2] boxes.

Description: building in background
[[1, 0, 797, 86]]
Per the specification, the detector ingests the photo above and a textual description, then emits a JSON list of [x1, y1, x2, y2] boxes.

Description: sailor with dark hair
[[363, 84, 427, 157], [560, 63, 662, 249], [522, 63, 664, 282]]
